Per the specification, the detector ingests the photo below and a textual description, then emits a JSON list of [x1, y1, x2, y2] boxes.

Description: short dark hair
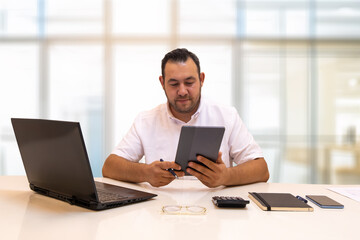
[[161, 48, 201, 78]]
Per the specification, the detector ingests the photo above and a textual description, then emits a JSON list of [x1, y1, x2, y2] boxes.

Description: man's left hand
[[186, 152, 229, 188]]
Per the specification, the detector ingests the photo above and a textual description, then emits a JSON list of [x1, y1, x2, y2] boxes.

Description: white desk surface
[[1, 176, 359, 240]]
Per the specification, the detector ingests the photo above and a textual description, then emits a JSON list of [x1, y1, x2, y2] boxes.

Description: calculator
[[212, 196, 250, 208]]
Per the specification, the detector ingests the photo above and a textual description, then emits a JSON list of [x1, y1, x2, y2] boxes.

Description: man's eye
[[170, 83, 179, 87], [185, 82, 194, 86]]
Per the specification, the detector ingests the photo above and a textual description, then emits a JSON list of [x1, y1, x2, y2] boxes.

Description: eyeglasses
[[161, 205, 207, 215]]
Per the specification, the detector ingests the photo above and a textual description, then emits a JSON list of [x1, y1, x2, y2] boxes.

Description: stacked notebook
[[249, 192, 313, 212]]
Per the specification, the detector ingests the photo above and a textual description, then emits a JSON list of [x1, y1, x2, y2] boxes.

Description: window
[[0, 44, 38, 175], [45, 0, 103, 35], [113, 45, 168, 145], [1, 0, 360, 184], [49, 44, 104, 174], [0, 0, 37, 36]]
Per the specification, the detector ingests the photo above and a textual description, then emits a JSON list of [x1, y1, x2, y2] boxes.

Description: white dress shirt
[[112, 98, 264, 168]]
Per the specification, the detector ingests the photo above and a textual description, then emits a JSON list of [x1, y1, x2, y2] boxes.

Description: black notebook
[[249, 192, 313, 212]]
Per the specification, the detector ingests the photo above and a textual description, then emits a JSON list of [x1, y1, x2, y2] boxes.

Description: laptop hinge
[[30, 183, 49, 195], [30, 184, 98, 208], [31, 184, 75, 205]]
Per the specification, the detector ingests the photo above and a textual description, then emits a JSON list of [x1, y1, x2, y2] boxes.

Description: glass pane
[[282, 45, 310, 183], [242, 49, 280, 132], [240, 43, 311, 183], [0, 44, 38, 175], [245, 9, 280, 36], [179, 0, 236, 36], [318, 56, 360, 138], [317, 44, 360, 184], [285, 46, 309, 136], [177, 44, 232, 106], [113, 45, 168, 146], [112, 0, 170, 35], [285, 9, 309, 37], [317, 45, 360, 139], [0, 0, 37, 36], [46, 0, 103, 35], [244, 2, 309, 38], [316, 4, 360, 37], [49, 44, 103, 176], [239, 44, 281, 183]]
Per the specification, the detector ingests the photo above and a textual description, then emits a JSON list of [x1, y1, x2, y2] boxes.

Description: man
[[102, 48, 269, 188]]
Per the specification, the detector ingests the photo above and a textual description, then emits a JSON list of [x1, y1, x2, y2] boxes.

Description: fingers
[[158, 160, 184, 177], [160, 161, 182, 171], [186, 153, 227, 188], [150, 179, 173, 187], [147, 160, 186, 187], [149, 162, 174, 178], [148, 171, 174, 187], [172, 169, 185, 178], [190, 156, 217, 172], [186, 166, 210, 180], [186, 167, 216, 188], [187, 162, 214, 181], [216, 152, 223, 164], [187, 157, 215, 184]]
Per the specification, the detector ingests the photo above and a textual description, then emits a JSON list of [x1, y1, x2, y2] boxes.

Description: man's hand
[[145, 160, 185, 187], [186, 152, 229, 188]]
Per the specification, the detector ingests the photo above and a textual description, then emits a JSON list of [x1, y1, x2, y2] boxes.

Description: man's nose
[[178, 83, 188, 96]]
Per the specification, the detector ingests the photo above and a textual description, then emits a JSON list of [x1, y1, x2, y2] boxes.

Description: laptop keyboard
[[97, 190, 128, 202]]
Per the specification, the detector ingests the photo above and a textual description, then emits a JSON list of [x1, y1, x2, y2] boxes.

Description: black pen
[[160, 159, 178, 179], [296, 195, 308, 203]]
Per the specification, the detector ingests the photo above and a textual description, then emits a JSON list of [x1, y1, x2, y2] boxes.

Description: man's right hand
[[145, 160, 184, 187], [102, 154, 184, 187]]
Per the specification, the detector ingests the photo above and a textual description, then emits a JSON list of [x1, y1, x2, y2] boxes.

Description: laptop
[[11, 118, 157, 211]]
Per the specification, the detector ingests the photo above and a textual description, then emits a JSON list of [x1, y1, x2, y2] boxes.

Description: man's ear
[[200, 72, 205, 87], [159, 76, 165, 90]]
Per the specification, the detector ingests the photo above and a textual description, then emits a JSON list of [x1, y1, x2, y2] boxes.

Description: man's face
[[159, 58, 204, 119]]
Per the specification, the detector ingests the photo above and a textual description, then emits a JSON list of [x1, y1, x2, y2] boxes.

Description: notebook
[[11, 118, 157, 211], [248, 192, 313, 212]]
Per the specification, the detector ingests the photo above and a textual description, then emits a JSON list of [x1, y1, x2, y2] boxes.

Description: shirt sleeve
[[228, 109, 264, 165], [111, 115, 144, 163]]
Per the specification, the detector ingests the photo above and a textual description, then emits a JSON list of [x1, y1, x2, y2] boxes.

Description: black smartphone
[[305, 195, 344, 209]]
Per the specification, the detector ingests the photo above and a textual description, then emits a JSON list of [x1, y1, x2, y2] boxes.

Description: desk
[[1, 176, 359, 240]]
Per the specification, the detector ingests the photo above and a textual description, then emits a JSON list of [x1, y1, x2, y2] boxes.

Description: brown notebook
[[249, 192, 313, 212]]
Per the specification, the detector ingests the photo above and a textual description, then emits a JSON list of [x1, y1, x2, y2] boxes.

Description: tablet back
[[174, 126, 225, 176]]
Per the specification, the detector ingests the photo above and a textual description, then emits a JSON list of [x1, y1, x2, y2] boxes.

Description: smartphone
[[305, 195, 344, 209]]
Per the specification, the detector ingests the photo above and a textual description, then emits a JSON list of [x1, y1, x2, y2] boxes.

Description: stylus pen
[[296, 195, 308, 203], [160, 159, 178, 179]]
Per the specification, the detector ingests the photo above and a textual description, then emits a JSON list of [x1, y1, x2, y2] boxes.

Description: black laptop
[[11, 118, 157, 210]]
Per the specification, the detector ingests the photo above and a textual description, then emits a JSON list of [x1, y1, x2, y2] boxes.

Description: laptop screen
[[11, 118, 98, 201]]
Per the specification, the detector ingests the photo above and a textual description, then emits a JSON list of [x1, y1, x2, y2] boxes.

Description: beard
[[167, 93, 201, 114]]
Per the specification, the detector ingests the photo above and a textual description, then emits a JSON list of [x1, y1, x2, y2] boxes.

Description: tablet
[[174, 126, 225, 176]]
